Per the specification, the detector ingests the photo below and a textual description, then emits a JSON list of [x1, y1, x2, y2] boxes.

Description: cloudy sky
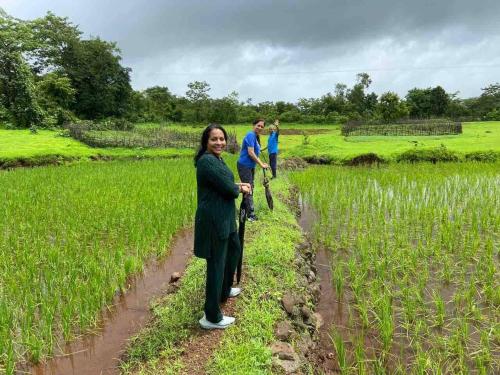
[[2, 0, 500, 102]]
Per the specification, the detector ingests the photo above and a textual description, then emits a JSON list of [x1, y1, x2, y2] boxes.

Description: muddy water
[[298, 199, 339, 372], [29, 229, 193, 375]]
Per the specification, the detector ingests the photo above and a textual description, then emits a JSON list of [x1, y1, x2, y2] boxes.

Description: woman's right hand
[[240, 184, 252, 194]]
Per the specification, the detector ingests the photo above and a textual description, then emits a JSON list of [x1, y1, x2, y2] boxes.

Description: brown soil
[[298, 199, 340, 373], [177, 298, 237, 374], [25, 229, 193, 375]]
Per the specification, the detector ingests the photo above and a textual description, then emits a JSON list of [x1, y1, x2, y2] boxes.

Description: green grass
[[139, 121, 500, 162], [0, 159, 197, 373], [0, 129, 191, 167], [290, 162, 500, 373], [283, 121, 500, 161], [123, 175, 302, 374], [2, 122, 499, 167]]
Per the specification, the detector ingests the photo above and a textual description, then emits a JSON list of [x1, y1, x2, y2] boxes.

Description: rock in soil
[[272, 356, 302, 374], [271, 341, 296, 360], [271, 341, 302, 374], [297, 335, 314, 355], [301, 306, 312, 320], [170, 272, 181, 283], [275, 321, 294, 341], [311, 312, 324, 330], [282, 293, 296, 315]]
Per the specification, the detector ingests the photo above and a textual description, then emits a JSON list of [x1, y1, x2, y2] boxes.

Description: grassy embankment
[[0, 129, 191, 168], [3, 122, 499, 168], [0, 159, 196, 373], [144, 121, 500, 162], [290, 163, 500, 373], [122, 175, 303, 374], [284, 121, 500, 162]]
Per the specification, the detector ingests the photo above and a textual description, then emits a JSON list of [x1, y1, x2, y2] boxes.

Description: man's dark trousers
[[269, 153, 277, 178], [204, 231, 241, 323]]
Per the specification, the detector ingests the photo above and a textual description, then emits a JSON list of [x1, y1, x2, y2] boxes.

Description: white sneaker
[[229, 287, 241, 298], [199, 314, 235, 329]]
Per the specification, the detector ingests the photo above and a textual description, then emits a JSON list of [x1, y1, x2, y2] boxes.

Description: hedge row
[[302, 149, 500, 166]]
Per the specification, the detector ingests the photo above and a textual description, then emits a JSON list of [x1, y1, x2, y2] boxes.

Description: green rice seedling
[[353, 335, 366, 374], [291, 162, 499, 371], [0, 158, 198, 369], [356, 300, 370, 329], [331, 329, 349, 374], [376, 294, 394, 354], [432, 291, 445, 327], [332, 262, 345, 298]]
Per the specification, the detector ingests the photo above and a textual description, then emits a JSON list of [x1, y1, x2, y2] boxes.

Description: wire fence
[[66, 123, 240, 153], [341, 119, 462, 137]]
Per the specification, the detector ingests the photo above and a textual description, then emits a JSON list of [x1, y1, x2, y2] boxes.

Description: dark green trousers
[[205, 231, 241, 323]]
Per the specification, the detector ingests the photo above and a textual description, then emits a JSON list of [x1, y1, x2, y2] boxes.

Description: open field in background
[[284, 121, 500, 161], [144, 121, 500, 161], [0, 159, 197, 372], [2, 122, 499, 169], [0, 129, 192, 168], [290, 163, 500, 373]]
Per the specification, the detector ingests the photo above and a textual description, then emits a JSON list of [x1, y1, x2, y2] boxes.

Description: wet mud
[[28, 229, 193, 375], [298, 199, 341, 373]]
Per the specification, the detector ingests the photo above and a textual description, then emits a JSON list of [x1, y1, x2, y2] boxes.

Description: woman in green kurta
[[194, 124, 252, 329]]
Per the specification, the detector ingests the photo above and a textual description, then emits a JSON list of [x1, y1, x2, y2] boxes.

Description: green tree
[[35, 72, 76, 125], [346, 73, 375, 118], [26, 12, 81, 73], [429, 86, 449, 117], [186, 81, 210, 122], [378, 92, 409, 122], [0, 12, 45, 127], [61, 38, 132, 119], [472, 83, 500, 118], [142, 86, 175, 122], [406, 88, 432, 118]]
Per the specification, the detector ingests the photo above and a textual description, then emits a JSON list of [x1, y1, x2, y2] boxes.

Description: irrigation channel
[[26, 229, 194, 375], [297, 196, 339, 373]]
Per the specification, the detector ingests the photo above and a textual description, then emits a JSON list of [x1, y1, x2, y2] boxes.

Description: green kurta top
[[194, 152, 240, 259]]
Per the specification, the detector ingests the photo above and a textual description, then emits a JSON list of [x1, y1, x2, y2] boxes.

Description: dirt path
[[176, 298, 237, 374], [27, 229, 193, 375]]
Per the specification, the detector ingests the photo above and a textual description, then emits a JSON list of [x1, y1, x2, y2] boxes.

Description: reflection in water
[[28, 230, 193, 375]]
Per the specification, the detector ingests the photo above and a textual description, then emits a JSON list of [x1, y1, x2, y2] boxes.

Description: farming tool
[[236, 195, 247, 284], [260, 153, 274, 211]]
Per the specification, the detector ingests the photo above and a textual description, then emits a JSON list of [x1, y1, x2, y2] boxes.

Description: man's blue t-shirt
[[238, 131, 260, 168], [267, 131, 279, 154]]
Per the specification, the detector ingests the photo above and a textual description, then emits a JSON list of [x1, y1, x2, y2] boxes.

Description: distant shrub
[[483, 109, 500, 121], [302, 155, 335, 164], [0, 155, 77, 169], [396, 146, 459, 163], [344, 153, 386, 166], [465, 150, 499, 162]]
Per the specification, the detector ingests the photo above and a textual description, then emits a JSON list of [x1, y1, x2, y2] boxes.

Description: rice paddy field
[[1, 121, 499, 373], [290, 163, 500, 373], [0, 159, 196, 373]]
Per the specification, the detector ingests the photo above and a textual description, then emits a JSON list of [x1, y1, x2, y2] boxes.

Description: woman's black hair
[[194, 123, 228, 166]]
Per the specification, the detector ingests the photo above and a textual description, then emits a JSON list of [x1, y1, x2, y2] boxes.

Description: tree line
[[1, 10, 500, 129]]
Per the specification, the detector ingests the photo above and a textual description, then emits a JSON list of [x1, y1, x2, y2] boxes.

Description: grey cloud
[[2, 0, 500, 101]]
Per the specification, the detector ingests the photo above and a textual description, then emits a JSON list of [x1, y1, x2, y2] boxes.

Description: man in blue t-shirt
[[266, 120, 280, 178], [237, 119, 269, 221]]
